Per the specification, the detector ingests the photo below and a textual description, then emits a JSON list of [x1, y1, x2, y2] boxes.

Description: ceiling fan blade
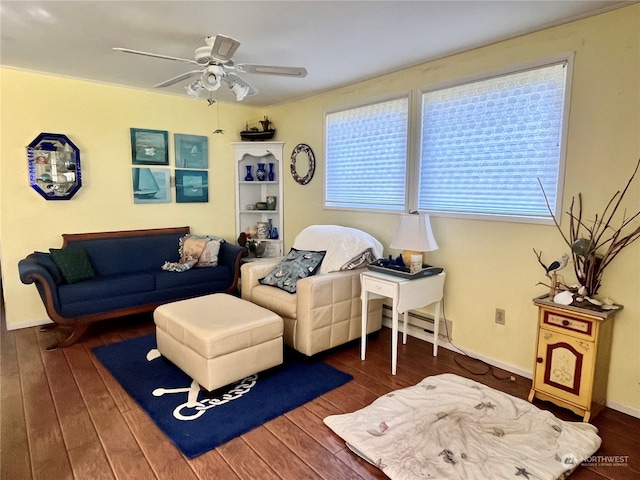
[[235, 64, 307, 78], [154, 70, 203, 88], [113, 47, 198, 65], [209, 35, 240, 63]]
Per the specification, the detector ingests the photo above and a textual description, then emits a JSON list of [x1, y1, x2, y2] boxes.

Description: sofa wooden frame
[[20, 226, 247, 349]]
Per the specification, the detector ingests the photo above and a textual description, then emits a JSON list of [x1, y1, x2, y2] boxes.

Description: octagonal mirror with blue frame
[[27, 133, 82, 200]]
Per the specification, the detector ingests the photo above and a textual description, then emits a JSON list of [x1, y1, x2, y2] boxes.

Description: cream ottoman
[[154, 293, 283, 391]]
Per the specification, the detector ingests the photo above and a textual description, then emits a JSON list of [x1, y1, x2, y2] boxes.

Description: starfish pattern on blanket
[[439, 449, 456, 465], [515, 466, 532, 479], [374, 458, 387, 469], [366, 421, 389, 436]]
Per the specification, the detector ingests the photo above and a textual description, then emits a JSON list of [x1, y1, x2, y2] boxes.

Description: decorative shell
[[600, 298, 621, 310], [553, 290, 574, 306], [601, 304, 621, 310]]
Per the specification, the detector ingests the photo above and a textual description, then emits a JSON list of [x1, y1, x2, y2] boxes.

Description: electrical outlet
[[495, 308, 506, 325]]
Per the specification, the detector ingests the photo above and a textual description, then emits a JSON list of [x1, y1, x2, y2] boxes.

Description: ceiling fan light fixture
[[201, 71, 221, 91], [186, 80, 205, 98], [229, 81, 250, 101]]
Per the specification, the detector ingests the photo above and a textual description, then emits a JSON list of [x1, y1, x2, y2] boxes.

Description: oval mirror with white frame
[[290, 143, 315, 185]]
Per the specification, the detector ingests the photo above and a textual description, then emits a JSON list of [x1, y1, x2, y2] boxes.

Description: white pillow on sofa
[[292, 225, 383, 275]]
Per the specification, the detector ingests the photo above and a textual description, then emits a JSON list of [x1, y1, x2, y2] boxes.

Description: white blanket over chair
[[324, 373, 601, 480]]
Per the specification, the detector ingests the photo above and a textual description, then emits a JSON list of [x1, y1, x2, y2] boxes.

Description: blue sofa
[[18, 226, 247, 349]]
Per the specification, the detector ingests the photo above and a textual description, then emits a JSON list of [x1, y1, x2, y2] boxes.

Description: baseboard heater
[[382, 304, 452, 341]]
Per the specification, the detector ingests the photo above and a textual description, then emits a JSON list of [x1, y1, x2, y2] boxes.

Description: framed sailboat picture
[[131, 128, 169, 165], [175, 134, 208, 169], [132, 168, 171, 203], [175, 170, 208, 203]]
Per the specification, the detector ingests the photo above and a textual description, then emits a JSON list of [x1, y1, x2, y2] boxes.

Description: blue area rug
[[93, 334, 352, 458]]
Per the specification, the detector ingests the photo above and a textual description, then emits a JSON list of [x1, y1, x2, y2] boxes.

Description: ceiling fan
[[113, 35, 307, 101]]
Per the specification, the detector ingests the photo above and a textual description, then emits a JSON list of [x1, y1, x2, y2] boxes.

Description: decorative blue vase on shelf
[[256, 163, 267, 181], [270, 227, 279, 239], [244, 165, 254, 181], [268, 163, 275, 181]]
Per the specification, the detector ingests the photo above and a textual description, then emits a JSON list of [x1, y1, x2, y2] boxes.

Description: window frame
[[323, 92, 412, 213], [322, 54, 574, 224], [413, 54, 574, 224]]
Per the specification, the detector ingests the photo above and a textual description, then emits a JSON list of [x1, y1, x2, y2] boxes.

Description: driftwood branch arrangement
[[538, 157, 640, 297]]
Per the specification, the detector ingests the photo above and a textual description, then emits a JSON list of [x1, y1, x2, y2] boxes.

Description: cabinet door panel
[[534, 329, 594, 408]]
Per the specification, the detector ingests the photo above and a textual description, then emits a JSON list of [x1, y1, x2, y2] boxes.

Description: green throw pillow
[[259, 248, 326, 293], [49, 247, 95, 284]]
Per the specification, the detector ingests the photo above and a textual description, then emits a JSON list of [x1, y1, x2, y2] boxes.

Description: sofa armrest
[[294, 268, 383, 355], [18, 254, 64, 322], [295, 269, 365, 311], [240, 258, 281, 302], [218, 242, 247, 267], [218, 242, 248, 293]]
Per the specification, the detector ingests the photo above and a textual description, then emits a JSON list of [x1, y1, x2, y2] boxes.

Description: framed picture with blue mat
[[93, 334, 352, 458], [175, 169, 208, 203]]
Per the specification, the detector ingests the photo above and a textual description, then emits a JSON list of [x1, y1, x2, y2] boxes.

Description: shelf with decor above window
[[233, 141, 284, 258]]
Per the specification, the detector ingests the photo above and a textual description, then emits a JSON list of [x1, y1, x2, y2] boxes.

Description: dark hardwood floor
[[2, 313, 638, 480]]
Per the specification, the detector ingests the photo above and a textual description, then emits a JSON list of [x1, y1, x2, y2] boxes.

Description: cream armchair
[[241, 225, 384, 356]]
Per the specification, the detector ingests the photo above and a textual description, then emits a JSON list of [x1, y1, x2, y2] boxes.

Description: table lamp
[[389, 212, 439, 269]]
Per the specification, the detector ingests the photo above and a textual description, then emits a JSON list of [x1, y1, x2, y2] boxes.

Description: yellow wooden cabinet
[[528, 295, 619, 422]]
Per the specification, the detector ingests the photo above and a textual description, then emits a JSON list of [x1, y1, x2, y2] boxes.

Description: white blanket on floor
[[324, 373, 601, 480]]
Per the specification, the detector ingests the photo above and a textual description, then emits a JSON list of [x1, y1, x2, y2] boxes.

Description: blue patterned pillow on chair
[[259, 248, 326, 293]]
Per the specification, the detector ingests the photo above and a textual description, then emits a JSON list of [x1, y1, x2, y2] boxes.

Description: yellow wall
[[1, 5, 638, 414], [270, 5, 640, 413], [0, 70, 260, 327]]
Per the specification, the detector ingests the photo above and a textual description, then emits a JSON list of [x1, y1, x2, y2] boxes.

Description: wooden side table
[[528, 295, 620, 422], [360, 270, 445, 375]]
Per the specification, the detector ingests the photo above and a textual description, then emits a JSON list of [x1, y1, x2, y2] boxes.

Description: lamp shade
[[389, 213, 438, 252]]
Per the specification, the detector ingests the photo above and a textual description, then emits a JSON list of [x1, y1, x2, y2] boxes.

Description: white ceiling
[[0, 1, 633, 107]]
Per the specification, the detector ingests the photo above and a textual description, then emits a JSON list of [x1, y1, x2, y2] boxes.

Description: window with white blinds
[[418, 61, 570, 220], [325, 96, 408, 211]]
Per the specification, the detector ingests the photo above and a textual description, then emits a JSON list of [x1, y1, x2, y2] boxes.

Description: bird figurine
[[546, 253, 569, 275]]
